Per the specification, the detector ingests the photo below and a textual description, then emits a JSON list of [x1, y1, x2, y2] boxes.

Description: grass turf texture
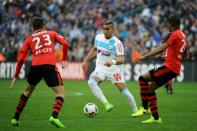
[[0, 80, 197, 131]]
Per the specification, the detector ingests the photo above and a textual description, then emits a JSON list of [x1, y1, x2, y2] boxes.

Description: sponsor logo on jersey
[[35, 48, 53, 55], [98, 49, 111, 56]]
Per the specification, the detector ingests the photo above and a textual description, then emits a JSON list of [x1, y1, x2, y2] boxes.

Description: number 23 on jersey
[[32, 34, 53, 55]]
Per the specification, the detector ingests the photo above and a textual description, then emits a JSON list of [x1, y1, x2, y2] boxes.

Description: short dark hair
[[103, 21, 114, 27], [32, 17, 45, 30], [168, 14, 180, 29]]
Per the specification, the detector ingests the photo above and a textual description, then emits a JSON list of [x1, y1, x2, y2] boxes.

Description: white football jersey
[[94, 34, 124, 72]]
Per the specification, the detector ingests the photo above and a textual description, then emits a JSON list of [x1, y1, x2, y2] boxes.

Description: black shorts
[[149, 66, 177, 87], [27, 64, 63, 87]]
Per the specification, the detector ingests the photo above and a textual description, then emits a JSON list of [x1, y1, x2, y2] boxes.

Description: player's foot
[[167, 90, 173, 94], [168, 88, 173, 94], [142, 116, 162, 124], [131, 107, 150, 117], [104, 102, 114, 112], [49, 116, 65, 128], [11, 119, 19, 126], [165, 85, 169, 93]]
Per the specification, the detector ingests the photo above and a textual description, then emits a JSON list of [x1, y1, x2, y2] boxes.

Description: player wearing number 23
[[10, 17, 68, 128]]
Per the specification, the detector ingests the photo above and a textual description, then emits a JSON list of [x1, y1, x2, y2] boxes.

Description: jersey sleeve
[[116, 42, 124, 56], [54, 32, 69, 61], [14, 38, 30, 77], [167, 32, 176, 46]]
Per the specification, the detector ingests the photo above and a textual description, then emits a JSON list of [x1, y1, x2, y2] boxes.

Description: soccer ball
[[84, 103, 98, 117]]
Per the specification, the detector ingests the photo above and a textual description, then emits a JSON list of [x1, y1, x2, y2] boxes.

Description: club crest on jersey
[[98, 49, 111, 56]]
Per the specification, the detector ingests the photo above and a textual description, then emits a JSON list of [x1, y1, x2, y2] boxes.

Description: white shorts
[[89, 68, 125, 84]]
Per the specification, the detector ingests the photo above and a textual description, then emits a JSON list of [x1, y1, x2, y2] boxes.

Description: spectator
[[0, 0, 196, 62]]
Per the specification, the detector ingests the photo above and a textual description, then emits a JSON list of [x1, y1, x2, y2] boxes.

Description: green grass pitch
[[0, 80, 197, 131]]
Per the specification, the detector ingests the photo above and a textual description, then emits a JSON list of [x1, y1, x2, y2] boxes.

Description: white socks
[[121, 88, 138, 113], [88, 78, 108, 104]]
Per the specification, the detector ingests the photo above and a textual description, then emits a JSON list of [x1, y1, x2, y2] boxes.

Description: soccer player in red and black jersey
[[131, 15, 188, 123], [10, 17, 69, 128], [161, 33, 174, 95]]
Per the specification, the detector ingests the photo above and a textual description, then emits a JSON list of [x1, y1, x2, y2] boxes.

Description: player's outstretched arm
[[11, 54, 26, 89], [11, 55, 26, 89], [81, 47, 97, 70], [136, 42, 168, 62], [11, 39, 29, 89], [10, 77, 17, 89]]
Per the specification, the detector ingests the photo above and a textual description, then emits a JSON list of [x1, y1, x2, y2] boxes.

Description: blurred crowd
[[0, 0, 196, 62]]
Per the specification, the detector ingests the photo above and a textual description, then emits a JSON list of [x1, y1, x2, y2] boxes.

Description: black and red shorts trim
[[27, 64, 63, 87], [149, 66, 177, 86]]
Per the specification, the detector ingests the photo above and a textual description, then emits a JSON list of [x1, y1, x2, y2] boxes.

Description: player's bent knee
[[120, 88, 129, 95], [54, 91, 64, 97], [23, 84, 35, 97], [88, 77, 98, 87], [51, 85, 65, 97], [57, 86, 65, 97], [139, 76, 146, 81], [56, 92, 64, 98]]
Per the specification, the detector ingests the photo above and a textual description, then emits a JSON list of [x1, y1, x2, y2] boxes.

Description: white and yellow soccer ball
[[84, 103, 98, 117]]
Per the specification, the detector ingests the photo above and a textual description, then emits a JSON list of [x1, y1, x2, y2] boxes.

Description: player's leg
[[133, 69, 161, 123], [49, 85, 65, 128], [114, 82, 138, 114], [131, 72, 152, 117], [131, 71, 161, 122], [88, 71, 113, 112], [165, 80, 173, 94], [51, 85, 65, 118], [44, 65, 65, 128], [141, 81, 162, 123], [141, 66, 177, 123], [11, 66, 42, 126], [141, 82, 163, 124], [88, 75, 106, 103], [11, 82, 36, 126]]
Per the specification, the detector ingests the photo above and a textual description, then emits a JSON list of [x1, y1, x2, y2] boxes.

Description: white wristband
[[112, 60, 116, 65]]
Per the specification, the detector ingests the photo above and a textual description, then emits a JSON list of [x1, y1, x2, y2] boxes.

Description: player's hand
[[62, 61, 68, 69], [81, 62, 87, 70], [10, 77, 17, 89], [104, 60, 113, 67], [160, 55, 165, 61], [134, 56, 145, 63]]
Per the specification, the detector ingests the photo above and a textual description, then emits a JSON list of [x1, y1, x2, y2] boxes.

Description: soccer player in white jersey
[[82, 21, 138, 114]]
